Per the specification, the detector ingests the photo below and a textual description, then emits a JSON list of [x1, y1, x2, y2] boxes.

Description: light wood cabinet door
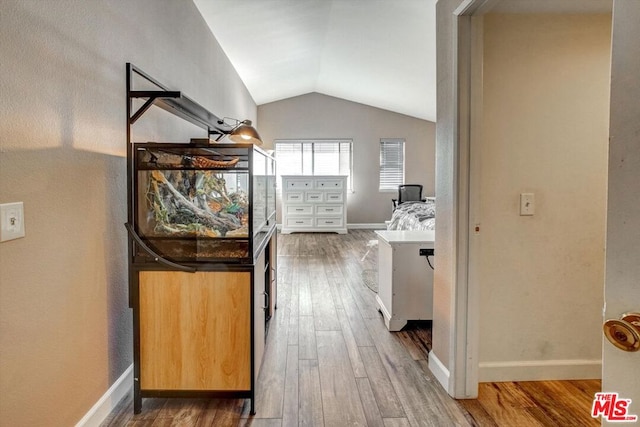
[[139, 271, 251, 391]]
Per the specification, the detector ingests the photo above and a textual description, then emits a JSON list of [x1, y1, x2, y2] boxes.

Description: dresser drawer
[[286, 205, 313, 215], [316, 205, 343, 215], [305, 192, 323, 202], [315, 179, 344, 189], [325, 192, 343, 203], [286, 217, 313, 227], [285, 192, 304, 203], [316, 217, 343, 228], [284, 179, 313, 190]]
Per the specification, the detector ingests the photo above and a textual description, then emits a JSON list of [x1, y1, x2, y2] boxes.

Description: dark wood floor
[[102, 230, 600, 426]]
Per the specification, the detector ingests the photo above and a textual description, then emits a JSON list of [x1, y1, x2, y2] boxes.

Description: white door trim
[[446, 0, 491, 399]]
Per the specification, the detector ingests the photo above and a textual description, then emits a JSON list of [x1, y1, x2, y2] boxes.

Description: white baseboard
[[429, 351, 451, 393], [478, 359, 602, 382], [347, 223, 386, 229], [276, 223, 386, 231], [75, 364, 133, 427]]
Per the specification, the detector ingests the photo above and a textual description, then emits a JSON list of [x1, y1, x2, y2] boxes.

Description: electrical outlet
[[1, 202, 25, 242]]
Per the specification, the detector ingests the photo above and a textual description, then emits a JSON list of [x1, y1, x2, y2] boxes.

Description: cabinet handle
[[261, 291, 269, 310]]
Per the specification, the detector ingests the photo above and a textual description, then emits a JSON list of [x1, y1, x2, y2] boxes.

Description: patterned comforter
[[387, 200, 436, 231]]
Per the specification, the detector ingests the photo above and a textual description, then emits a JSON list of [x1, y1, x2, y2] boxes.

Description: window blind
[[274, 140, 352, 189], [379, 139, 405, 191]]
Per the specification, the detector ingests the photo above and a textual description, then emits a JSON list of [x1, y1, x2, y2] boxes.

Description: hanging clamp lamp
[[209, 117, 263, 146]]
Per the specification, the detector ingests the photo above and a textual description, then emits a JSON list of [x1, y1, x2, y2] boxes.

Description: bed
[[386, 199, 436, 231]]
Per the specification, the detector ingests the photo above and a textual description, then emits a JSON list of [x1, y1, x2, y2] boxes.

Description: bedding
[[387, 200, 436, 231]]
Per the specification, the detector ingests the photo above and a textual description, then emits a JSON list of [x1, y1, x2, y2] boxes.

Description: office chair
[[392, 184, 426, 210]]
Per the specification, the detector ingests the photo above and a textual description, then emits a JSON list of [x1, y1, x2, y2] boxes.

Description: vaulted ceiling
[[193, 0, 437, 121], [193, 0, 612, 123]]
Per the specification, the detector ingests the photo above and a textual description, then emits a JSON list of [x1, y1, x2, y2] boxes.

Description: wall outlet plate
[[419, 248, 434, 257], [1, 202, 25, 242]]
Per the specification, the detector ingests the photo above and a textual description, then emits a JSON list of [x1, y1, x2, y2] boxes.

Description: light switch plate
[[1, 202, 26, 242], [520, 193, 535, 216]]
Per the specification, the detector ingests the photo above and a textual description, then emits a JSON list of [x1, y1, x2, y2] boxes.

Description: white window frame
[[274, 139, 353, 190], [379, 138, 405, 192]]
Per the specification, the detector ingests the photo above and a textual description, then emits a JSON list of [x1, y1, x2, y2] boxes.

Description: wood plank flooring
[[102, 230, 600, 426]]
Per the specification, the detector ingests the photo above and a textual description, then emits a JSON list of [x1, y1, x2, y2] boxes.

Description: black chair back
[[398, 184, 423, 204], [392, 184, 424, 210]]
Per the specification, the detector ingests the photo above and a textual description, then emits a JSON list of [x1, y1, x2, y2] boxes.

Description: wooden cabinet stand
[[131, 232, 276, 414]]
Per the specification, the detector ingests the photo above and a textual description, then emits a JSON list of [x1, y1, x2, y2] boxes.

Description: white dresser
[[281, 175, 347, 234]]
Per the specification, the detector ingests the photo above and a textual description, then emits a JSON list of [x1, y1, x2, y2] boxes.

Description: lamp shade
[[228, 122, 263, 146]]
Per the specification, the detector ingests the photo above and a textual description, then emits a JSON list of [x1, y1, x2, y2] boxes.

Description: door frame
[[445, 0, 497, 399], [448, 0, 613, 399]]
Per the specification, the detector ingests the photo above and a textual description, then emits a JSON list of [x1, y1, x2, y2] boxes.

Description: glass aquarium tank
[[267, 156, 276, 224], [132, 142, 275, 264]]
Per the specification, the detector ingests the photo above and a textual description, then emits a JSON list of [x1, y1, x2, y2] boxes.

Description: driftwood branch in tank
[[149, 170, 244, 236]]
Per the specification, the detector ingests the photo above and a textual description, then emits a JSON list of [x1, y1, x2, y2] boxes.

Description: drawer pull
[[296, 208, 304, 211], [291, 196, 299, 199], [326, 221, 334, 224], [295, 221, 304, 224], [326, 208, 334, 211]]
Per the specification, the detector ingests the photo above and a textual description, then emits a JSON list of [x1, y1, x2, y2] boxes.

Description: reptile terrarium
[[132, 142, 275, 264]]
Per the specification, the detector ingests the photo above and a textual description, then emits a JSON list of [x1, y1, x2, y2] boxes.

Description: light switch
[[1, 202, 26, 242], [520, 193, 535, 216]]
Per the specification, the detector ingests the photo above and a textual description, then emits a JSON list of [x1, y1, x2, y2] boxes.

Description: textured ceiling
[[193, 0, 437, 121]]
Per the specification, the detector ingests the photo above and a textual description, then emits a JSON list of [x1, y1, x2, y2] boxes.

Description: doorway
[[439, 0, 613, 405]]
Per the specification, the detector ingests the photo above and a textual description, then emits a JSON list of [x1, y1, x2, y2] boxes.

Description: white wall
[[0, 0, 255, 425], [477, 13, 611, 381], [432, 0, 461, 389], [257, 92, 436, 225]]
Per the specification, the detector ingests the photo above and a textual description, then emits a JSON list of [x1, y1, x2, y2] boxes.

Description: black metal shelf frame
[[124, 63, 273, 416], [125, 63, 248, 270], [127, 63, 231, 135]]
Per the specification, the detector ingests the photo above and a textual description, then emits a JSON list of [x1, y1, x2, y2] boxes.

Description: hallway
[[103, 230, 598, 426]]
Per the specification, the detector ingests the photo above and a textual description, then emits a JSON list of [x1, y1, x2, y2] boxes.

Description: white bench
[[374, 230, 435, 331]]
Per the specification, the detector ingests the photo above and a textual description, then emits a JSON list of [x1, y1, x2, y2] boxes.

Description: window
[[274, 140, 352, 189], [379, 139, 405, 191]]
